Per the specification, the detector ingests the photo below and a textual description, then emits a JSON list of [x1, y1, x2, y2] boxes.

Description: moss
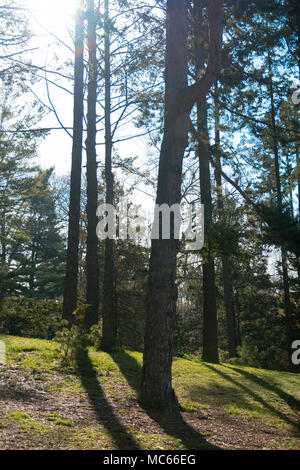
[[8, 411, 45, 432], [9, 411, 31, 420], [44, 413, 74, 427]]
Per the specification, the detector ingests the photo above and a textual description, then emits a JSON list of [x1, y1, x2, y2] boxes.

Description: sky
[[24, 0, 78, 175], [22, 0, 157, 217]]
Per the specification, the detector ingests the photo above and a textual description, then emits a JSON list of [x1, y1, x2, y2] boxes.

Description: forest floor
[[0, 335, 300, 450]]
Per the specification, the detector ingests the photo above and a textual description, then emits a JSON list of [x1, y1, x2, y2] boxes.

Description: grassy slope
[[0, 334, 300, 450]]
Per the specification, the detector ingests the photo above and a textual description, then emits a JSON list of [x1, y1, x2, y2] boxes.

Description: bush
[[0, 296, 63, 339], [233, 343, 288, 370], [54, 325, 89, 368], [89, 324, 102, 350], [54, 304, 92, 368]]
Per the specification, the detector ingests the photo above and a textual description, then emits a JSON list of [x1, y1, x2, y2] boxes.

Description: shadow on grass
[[0, 384, 48, 404], [75, 348, 140, 450], [223, 365, 300, 411], [203, 364, 300, 433], [110, 350, 219, 450]]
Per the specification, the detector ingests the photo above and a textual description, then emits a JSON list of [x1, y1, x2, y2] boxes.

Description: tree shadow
[[75, 348, 140, 450], [203, 363, 300, 433], [110, 350, 219, 450], [0, 384, 49, 404], [223, 365, 300, 412]]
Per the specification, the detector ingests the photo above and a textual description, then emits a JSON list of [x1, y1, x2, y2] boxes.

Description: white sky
[[22, 0, 156, 214], [23, 0, 77, 175]]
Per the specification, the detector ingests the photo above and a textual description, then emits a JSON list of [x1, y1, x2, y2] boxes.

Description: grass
[[0, 334, 300, 450], [44, 412, 74, 427]]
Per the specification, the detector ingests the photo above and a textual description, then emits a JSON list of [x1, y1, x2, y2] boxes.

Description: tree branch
[[182, 0, 223, 112]]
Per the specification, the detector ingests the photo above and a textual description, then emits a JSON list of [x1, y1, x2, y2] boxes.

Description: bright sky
[[22, 0, 76, 175], [22, 0, 156, 216], [26, 0, 76, 28]]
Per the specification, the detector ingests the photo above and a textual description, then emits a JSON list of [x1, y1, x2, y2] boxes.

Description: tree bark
[[214, 85, 238, 358], [296, 148, 300, 284], [194, 1, 219, 364], [267, 51, 295, 366], [0, 212, 7, 268], [297, 147, 300, 219], [197, 95, 219, 364], [63, 1, 84, 325], [140, 0, 189, 410], [140, 0, 223, 410], [85, 0, 99, 328], [101, 0, 117, 351]]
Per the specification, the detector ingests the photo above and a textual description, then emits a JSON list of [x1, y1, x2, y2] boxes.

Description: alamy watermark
[[96, 197, 204, 251], [291, 340, 300, 366], [0, 341, 6, 365], [292, 80, 300, 105]]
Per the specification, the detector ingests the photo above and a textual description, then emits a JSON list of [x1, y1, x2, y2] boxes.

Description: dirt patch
[[1, 364, 299, 450]]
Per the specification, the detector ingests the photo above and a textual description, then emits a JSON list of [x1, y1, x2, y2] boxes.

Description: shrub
[[54, 325, 89, 368], [54, 304, 91, 368], [89, 324, 102, 350], [233, 343, 288, 370], [0, 296, 63, 339]]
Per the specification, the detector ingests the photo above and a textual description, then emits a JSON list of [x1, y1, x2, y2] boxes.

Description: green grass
[[44, 412, 74, 427], [0, 334, 300, 450], [174, 359, 300, 430]]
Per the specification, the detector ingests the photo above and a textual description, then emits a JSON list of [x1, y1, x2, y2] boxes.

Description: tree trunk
[[140, 0, 223, 411], [214, 86, 238, 358], [296, 148, 300, 284], [29, 240, 36, 295], [297, 147, 300, 220], [267, 51, 295, 366], [101, 0, 117, 351], [63, 1, 84, 325], [286, 154, 294, 220], [235, 294, 242, 347], [140, 0, 189, 410], [85, 0, 99, 328], [1, 212, 6, 267], [197, 96, 219, 364], [195, 2, 219, 364]]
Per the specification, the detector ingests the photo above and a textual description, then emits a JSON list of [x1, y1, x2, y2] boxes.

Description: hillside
[[0, 335, 300, 450]]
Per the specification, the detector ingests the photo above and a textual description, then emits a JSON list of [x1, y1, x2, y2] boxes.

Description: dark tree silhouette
[[85, 0, 99, 327], [140, 0, 223, 410], [63, 1, 85, 325], [101, 0, 117, 351]]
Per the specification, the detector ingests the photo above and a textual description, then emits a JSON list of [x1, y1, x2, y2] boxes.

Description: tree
[[140, 0, 223, 410], [98, 0, 164, 349], [199, 0, 300, 363], [214, 84, 238, 358], [85, 0, 99, 328], [0, 0, 31, 78], [0, 78, 49, 299], [101, 0, 117, 350], [63, 1, 85, 325], [19, 169, 65, 298], [193, 1, 219, 364], [264, 48, 295, 366]]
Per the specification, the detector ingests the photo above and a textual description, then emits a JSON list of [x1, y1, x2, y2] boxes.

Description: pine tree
[[85, 0, 99, 328], [63, 1, 85, 325], [101, 0, 117, 351], [140, 0, 223, 411]]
